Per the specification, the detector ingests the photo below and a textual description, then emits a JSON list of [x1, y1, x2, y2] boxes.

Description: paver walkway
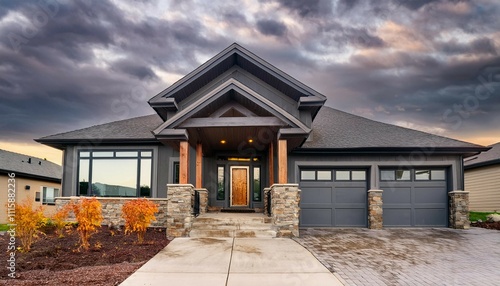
[[295, 228, 500, 286], [120, 237, 343, 286]]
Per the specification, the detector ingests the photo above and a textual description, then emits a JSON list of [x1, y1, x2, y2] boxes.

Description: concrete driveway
[[294, 228, 500, 286], [120, 237, 343, 286]]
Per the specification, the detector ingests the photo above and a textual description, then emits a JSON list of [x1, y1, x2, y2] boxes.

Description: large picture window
[[78, 150, 153, 197]]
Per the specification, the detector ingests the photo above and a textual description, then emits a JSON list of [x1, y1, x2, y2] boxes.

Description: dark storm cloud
[[112, 59, 158, 80], [0, 0, 499, 147], [256, 19, 287, 37], [393, 0, 441, 10], [276, 0, 332, 17], [0, 1, 28, 19], [0, 0, 223, 141], [438, 37, 497, 56], [223, 10, 248, 26], [336, 0, 361, 11]]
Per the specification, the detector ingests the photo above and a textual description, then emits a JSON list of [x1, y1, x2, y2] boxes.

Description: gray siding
[[157, 145, 177, 197], [61, 146, 77, 196]]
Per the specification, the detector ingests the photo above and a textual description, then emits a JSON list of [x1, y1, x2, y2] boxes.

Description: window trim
[[381, 168, 447, 181], [173, 161, 180, 184], [334, 170, 366, 182], [415, 169, 446, 181], [41, 186, 59, 205], [77, 149, 154, 198], [300, 170, 333, 181], [380, 169, 412, 181], [301, 169, 365, 182]]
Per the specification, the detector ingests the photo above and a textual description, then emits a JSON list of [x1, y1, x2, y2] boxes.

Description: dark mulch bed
[[471, 221, 500, 230], [0, 226, 169, 285]]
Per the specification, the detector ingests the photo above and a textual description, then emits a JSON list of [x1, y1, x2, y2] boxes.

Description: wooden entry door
[[230, 166, 249, 207]]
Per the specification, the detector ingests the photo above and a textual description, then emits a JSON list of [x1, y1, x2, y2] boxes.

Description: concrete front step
[[194, 217, 272, 224], [190, 223, 274, 230], [189, 213, 276, 238], [189, 229, 277, 238]]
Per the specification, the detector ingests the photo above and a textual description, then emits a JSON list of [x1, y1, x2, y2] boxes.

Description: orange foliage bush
[[14, 198, 45, 251], [121, 198, 158, 243], [51, 204, 72, 238], [70, 198, 103, 250]]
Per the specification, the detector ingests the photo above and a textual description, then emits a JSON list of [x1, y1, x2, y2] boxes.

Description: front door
[[230, 166, 249, 207]]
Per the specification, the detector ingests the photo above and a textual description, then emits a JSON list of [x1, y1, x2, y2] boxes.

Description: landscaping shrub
[[122, 198, 159, 243], [51, 204, 72, 238], [14, 198, 45, 251], [70, 198, 103, 250]]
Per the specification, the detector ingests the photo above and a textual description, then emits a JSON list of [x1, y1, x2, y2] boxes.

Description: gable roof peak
[[148, 43, 326, 120]]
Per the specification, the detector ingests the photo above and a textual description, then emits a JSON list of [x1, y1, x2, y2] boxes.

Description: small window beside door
[[217, 166, 225, 200], [253, 167, 261, 201]]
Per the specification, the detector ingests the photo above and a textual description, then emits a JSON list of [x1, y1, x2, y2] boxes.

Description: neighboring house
[[464, 142, 500, 212], [0, 149, 62, 223], [36, 43, 487, 228]]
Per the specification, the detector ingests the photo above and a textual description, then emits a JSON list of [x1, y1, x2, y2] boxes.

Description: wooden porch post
[[278, 139, 287, 184], [269, 141, 274, 186], [179, 141, 189, 184], [196, 142, 202, 188]]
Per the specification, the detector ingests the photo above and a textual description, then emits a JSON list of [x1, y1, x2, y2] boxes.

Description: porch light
[[228, 157, 251, 162], [220, 140, 226, 144], [248, 139, 253, 143]]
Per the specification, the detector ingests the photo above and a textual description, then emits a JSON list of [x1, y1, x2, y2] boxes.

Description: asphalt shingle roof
[[37, 107, 484, 152], [38, 114, 163, 141], [302, 106, 485, 149], [464, 142, 500, 168], [0, 149, 62, 181]]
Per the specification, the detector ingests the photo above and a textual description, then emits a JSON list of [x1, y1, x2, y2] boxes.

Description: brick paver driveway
[[294, 228, 500, 286]]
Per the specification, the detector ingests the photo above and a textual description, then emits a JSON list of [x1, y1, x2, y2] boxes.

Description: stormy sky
[[0, 0, 499, 164]]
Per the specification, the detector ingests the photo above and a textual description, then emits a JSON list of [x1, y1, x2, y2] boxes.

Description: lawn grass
[[0, 224, 10, 231], [470, 211, 500, 222]]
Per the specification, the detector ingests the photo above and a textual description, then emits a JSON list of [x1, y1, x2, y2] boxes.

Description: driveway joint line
[[225, 237, 235, 286]]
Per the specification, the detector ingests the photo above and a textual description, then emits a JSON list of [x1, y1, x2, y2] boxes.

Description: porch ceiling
[[187, 126, 280, 155]]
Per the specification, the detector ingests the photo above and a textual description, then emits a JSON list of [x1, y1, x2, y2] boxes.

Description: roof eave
[[464, 158, 500, 170], [292, 146, 489, 155], [0, 169, 61, 183], [35, 138, 160, 149]]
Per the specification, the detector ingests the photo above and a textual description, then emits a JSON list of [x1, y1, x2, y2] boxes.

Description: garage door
[[380, 169, 448, 227], [300, 169, 367, 227]]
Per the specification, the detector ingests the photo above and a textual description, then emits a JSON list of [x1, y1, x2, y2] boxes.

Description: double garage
[[299, 168, 449, 228]]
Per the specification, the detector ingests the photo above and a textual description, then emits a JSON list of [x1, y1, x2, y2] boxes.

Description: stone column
[[166, 184, 195, 238], [270, 184, 300, 237], [449, 190, 470, 229], [195, 188, 208, 215], [368, 189, 383, 229]]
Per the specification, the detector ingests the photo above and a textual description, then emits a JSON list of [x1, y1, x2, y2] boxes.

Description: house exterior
[[0, 149, 62, 223], [464, 142, 500, 212], [36, 43, 487, 234]]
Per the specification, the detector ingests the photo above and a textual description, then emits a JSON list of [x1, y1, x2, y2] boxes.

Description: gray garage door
[[380, 169, 448, 227], [299, 169, 367, 227]]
